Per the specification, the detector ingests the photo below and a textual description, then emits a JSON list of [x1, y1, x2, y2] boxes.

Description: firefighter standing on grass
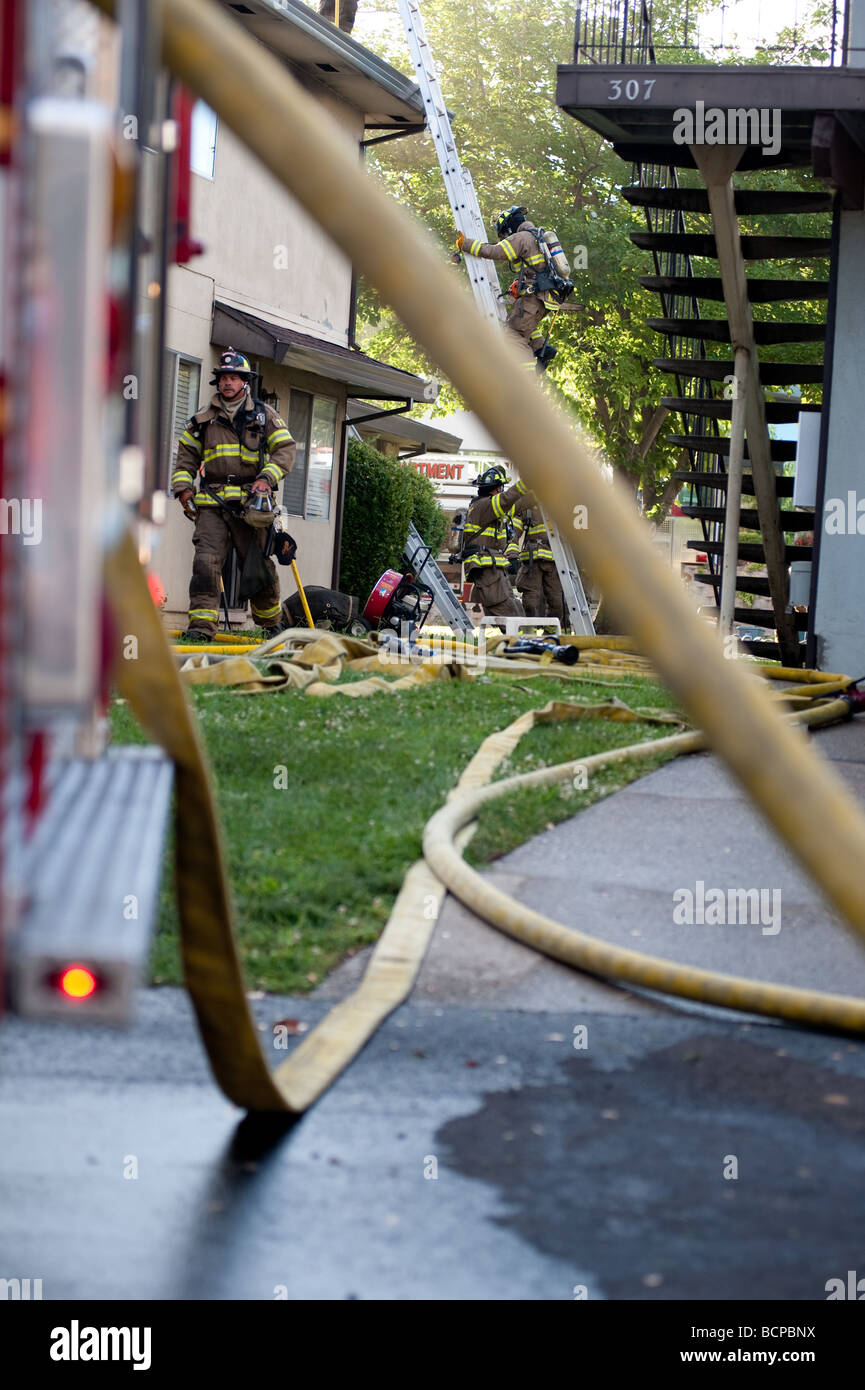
[[462, 465, 528, 618], [172, 349, 296, 640], [506, 494, 566, 625]]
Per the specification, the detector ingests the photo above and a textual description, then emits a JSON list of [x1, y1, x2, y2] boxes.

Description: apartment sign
[[408, 460, 466, 481]]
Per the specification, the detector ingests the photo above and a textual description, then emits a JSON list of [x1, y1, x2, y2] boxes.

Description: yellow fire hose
[[94, 0, 865, 1109], [95, 0, 865, 942], [424, 697, 865, 1035], [111, 517, 865, 1113]]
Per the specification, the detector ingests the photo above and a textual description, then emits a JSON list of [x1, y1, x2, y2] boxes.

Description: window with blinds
[[282, 390, 337, 522], [163, 353, 201, 488]]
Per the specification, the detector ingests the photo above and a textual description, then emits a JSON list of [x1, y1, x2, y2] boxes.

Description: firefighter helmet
[[243, 490, 276, 528], [210, 347, 254, 385], [474, 464, 509, 493], [496, 206, 528, 239]]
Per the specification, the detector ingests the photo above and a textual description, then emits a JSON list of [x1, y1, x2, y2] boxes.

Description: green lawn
[[110, 668, 685, 994]]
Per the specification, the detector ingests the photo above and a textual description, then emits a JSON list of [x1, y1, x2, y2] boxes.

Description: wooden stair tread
[[678, 506, 815, 530], [647, 317, 825, 345], [639, 276, 829, 303], [688, 538, 811, 562], [662, 397, 810, 422], [632, 232, 831, 259], [672, 470, 795, 496], [622, 185, 833, 215], [668, 434, 798, 460], [654, 358, 823, 384]]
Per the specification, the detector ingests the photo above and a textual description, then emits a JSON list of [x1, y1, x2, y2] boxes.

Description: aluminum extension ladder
[[404, 521, 473, 635], [397, 0, 595, 636]]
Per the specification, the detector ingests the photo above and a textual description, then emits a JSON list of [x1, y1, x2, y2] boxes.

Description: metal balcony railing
[[573, 0, 851, 69]]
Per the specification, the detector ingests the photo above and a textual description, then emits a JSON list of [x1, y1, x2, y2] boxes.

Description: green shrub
[[404, 466, 448, 558], [338, 438, 448, 602]]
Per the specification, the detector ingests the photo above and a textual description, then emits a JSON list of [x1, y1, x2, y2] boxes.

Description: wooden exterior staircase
[[557, 0, 854, 665]]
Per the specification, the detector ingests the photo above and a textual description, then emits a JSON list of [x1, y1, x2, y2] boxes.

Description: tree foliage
[[356, 0, 828, 519], [356, 0, 711, 515]]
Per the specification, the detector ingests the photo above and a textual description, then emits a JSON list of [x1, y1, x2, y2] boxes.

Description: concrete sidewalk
[[323, 716, 865, 1017]]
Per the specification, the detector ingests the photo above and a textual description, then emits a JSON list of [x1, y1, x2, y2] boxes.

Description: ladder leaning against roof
[[396, 0, 595, 635]]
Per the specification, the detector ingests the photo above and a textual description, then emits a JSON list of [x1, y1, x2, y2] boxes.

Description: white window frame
[[163, 350, 202, 488], [190, 100, 218, 180], [282, 389, 339, 522]]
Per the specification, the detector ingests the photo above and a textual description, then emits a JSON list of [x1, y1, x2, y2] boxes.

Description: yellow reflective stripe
[[529, 328, 546, 340], [267, 429, 291, 446], [526, 254, 545, 265], [179, 431, 202, 452], [500, 238, 517, 263], [194, 495, 219, 505], [251, 603, 281, 621], [172, 471, 195, 488], [189, 608, 218, 620], [468, 239, 484, 257], [203, 444, 261, 462], [260, 464, 283, 483]]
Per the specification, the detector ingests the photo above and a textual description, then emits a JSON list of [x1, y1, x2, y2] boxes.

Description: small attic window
[[316, 63, 339, 72]]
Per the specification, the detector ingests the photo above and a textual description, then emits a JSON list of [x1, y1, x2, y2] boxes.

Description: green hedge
[[338, 438, 448, 604]]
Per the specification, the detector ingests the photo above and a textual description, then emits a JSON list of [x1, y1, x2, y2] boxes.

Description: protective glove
[[455, 230, 467, 252], [177, 488, 197, 520]]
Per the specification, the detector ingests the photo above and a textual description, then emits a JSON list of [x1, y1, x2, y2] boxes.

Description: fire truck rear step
[[9, 747, 174, 1024]]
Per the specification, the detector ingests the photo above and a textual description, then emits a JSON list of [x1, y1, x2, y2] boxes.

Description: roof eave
[[231, 0, 425, 126]]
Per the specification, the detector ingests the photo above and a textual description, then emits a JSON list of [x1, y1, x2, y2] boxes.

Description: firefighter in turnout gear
[[506, 495, 566, 626], [462, 465, 527, 618], [172, 348, 296, 639], [455, 206, 572, 369]]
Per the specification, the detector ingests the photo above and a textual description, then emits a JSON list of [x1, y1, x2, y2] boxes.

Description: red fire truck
[[0, 0, 202, 1024]]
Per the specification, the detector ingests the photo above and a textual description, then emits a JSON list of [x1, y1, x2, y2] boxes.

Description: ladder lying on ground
[[397, 0, 595, 636]]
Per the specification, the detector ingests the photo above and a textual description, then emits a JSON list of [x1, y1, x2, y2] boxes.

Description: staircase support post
[[691, 145, 802, 666], [719, 346, 749, 638]]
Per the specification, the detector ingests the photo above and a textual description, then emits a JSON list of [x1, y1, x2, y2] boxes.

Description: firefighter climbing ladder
[[397, 0, 595, 636]]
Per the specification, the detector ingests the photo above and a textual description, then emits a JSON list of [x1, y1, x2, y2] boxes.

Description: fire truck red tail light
[[53, 965, 100, 1001]]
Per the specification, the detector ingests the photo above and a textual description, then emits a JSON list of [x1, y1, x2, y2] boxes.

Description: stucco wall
[[185, 81, 360, 343], [812, 208, 865, 677], [152, 73, 362, 620]]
